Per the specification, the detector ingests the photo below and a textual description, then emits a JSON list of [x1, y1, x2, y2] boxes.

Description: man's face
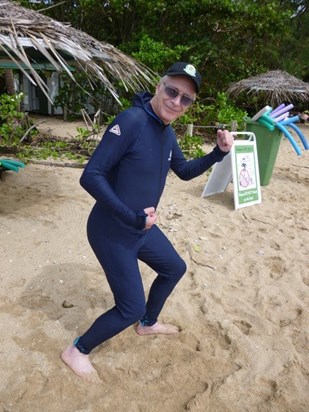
[[151, 75, 196, 125]]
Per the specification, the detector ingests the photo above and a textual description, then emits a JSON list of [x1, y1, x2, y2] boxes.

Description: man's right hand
[[144, 207, 157, 229]]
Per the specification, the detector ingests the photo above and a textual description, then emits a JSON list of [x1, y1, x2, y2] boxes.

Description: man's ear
[[155, 82, 162, 94]]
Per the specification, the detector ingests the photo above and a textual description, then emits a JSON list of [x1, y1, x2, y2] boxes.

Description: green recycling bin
[[245, 117, 282, 186]]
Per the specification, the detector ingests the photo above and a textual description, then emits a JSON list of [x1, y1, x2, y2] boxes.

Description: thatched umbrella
[[227, 70, 309, 107], [0, 0, 156, 103]]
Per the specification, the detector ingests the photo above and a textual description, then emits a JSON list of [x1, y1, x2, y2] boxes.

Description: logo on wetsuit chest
[[168, 150, 172, 161], [109, 124, 121, 136]]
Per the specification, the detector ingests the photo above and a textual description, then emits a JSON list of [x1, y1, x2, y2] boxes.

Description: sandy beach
[[0, 124, 308, 411]]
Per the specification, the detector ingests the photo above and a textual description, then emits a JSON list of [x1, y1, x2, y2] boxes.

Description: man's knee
[[154, 257, 186, 290], [169, 257, 186, 282], [179, 258, 187, 276], [117, 302, 145, 324]]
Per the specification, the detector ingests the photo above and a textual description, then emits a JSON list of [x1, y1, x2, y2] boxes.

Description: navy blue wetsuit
[[74, 92, 228, 354]]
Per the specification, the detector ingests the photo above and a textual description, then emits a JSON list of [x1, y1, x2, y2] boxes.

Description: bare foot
[[61, 346, 102, 383], [135, 321, 179, 336]]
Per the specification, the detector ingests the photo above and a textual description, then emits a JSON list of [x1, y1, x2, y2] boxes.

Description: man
[[61, 62, 234, 382]]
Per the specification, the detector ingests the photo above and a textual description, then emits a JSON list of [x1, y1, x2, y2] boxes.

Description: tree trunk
[[4, 69, 15, 95]]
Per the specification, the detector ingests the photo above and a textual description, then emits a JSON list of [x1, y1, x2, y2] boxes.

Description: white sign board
[[202, 132, 262, 210], [201, 151, 232, 197]]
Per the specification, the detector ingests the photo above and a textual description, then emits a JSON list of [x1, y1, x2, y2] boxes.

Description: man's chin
[[163, 113, 181, 124]]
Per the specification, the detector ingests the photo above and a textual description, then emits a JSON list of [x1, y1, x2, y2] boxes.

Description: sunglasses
[[163, 83, 195, 107]]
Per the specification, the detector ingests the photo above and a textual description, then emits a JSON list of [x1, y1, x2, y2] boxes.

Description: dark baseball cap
[[164, 62, 202, 93]]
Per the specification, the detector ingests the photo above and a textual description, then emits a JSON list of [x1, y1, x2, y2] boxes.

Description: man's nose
[[172, 94, 182, 105]]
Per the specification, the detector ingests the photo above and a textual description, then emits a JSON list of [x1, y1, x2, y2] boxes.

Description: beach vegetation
[[178, 134, 205, 159], [0, 93, 93, 163], [0, 93, 27, 144]]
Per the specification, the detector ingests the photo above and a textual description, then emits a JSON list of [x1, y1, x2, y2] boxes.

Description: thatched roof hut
[[0, 0, 156, 102], [227, 70, 309, 107]]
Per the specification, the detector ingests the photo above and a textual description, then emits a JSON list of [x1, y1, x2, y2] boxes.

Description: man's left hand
[[217, 129, 234, 152]]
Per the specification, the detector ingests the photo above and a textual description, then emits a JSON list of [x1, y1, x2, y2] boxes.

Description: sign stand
[[201, 151, 232, 197], [201, 132, 262, 210]]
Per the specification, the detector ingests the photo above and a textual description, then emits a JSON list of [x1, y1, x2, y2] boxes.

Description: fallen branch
[[28, 159, 85, 168], [20, 120, 46, 143]]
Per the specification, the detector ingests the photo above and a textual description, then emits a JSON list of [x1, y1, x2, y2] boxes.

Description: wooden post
[[186, 123, 193, 136], [231, 121, 237, 131], [63, 105, 68, 121]]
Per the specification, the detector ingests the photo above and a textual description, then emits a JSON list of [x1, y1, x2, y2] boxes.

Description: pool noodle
[[280, 115, 299, 126], [272, 112, 289, 122], [270, 103, 286, 116], [288, 123, 309, 150], [276, 123, 302, 156], [252, 105, 272, 121], [261, 114, 276, 125], [258, 117, 275, 131], [270, 104, 294, 118]]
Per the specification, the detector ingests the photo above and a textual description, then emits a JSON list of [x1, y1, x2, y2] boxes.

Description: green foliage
[[200, 92, 247, 129], [20, 0, 308, 114], [175, 93, 247, 129], [75, 127, 91, 140], [177, 101, 207, 125], [176, 93, 247, 159], [0, 93, 93, 163], [54, 71, 115, 119], [131, 35, 188, 73], [0, 93, 27, 144], [54, 72, 87, 117], [118, 97, 131, 111], [105, 114, 116, 125], [0, 93, 24, 122], [16, 141, 87, 164], [178, 134, 205, 159]]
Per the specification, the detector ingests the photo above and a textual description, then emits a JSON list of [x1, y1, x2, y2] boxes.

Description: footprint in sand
[[233, 320, 252, 335], [265, 256, 286, 280], [302, 275, 309, 287]]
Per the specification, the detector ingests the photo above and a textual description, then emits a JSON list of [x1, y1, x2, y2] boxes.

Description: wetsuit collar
[[133, 92, 166, 126]]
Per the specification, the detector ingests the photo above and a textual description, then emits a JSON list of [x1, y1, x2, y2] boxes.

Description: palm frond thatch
[[227, 70, 309, 106], [0, 0, 157, 102]]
